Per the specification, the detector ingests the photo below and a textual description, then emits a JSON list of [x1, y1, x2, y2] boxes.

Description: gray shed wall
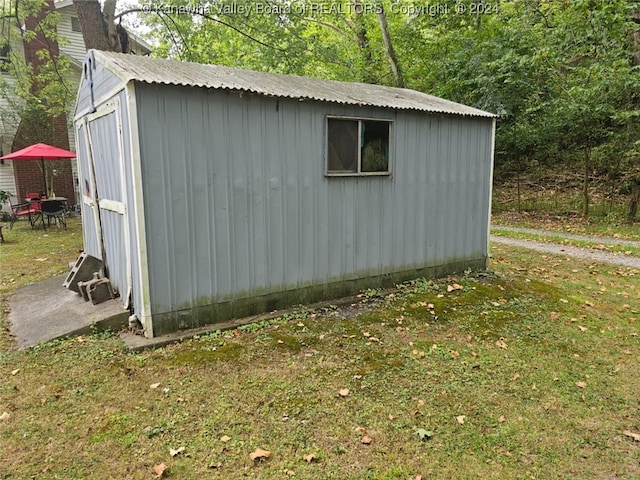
[[76, 56, 124, 118], [134, 83, 492, 335]]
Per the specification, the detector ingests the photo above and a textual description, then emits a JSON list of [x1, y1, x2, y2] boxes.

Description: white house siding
[[56, 6, 87, 66], [0, 59, 23, 197]]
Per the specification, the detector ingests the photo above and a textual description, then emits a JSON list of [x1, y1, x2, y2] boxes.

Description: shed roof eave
[[91, 50, 496, 119]]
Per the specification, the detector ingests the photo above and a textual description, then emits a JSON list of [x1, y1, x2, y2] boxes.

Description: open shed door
[[76, 100, 132, 307]]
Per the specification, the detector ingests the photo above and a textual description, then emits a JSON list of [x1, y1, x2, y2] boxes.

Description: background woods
[[1, 0, 638, 217]]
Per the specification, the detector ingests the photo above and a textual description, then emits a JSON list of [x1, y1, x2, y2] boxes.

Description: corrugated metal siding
[[88, 112, 122, 202], [118, 90, 142, 315], [75, 122, 101, 258], [134, 85, 492, 317], [75, 56, 124, 117], [87, 109, 127, 299], [75, 90, 141, 311]]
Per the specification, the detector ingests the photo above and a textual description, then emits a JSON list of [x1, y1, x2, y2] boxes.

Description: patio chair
[[41, 199, 66, 229], [7, 197, 41, 230]]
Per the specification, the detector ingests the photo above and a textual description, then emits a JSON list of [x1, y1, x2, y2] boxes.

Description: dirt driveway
[[490, 226, 640, 269]]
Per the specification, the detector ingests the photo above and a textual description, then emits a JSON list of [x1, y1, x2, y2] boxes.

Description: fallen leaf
[[0, 411, 10, 421], [498, 415, 506, 423], [34, 257, 49, 262], [277, 340, 284, 344], [447, 283, 463, 292], [338, 388, 350, 397], [451, 350, 460, 358], [170, 446, 185, 457], [416, 428, 433, 440], [576, 381, 587, 389], [302, 453, 316, 463], [361, 435, 372, 444], [286, 470, 295, 476], [355, 426, 367, 434], [624, 430, 640, 441], [456, 415, 466, 425], [220, 435, 231, 443], [388, 414, 395, 421], [10, 369, 19, 375], [150, 382, 161, 389], [208, 462, 222, 469], [249, 448, 271, 461], [495, 339, 508, 349], [153, 463, 167, 478]]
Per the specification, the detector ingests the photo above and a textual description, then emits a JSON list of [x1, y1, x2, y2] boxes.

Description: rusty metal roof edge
[[92, 50, 497, 118]]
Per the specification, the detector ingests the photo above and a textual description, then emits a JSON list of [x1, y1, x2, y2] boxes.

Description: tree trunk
[[516, 155, 522, 213], [582, 147, 591, 217], [628, 179, 640, 224], [73, 0, 122, 52], [352, 0, 376, 84], [377, 5, 404, 88]]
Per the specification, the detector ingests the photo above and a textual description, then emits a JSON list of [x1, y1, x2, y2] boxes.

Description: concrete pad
[[8, 274, 129, 348]]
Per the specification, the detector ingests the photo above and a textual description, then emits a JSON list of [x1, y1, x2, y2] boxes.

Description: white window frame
[[325, 115, 393, 177]]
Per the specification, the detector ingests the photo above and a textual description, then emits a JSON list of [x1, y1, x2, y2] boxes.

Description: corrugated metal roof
[[92, 50, 496, 118]]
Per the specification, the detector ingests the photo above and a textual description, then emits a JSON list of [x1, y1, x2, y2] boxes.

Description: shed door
[[79, 101, 132, 307]]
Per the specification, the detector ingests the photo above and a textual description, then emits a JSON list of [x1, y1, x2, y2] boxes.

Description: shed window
[[326, 117, 391, 175], [0, 44, 10, 72]]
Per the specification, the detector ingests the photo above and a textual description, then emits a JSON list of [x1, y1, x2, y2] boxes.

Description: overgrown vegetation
[[1, 221, 640, 478], [135, 0, 640, 218]]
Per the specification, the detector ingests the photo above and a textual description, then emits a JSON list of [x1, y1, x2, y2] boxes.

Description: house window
[[71, 16, 81, 33], [326, 117, 391, 175], [0, 44, 10, 72]]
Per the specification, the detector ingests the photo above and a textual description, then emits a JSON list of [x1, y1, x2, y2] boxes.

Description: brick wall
[[13, 158, 75, 202]]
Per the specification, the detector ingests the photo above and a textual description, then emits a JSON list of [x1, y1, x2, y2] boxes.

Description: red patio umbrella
[[0, 143, 76, 197]]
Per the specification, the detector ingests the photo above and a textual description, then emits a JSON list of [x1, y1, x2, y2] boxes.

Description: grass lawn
[[1, 217, 640, 479], [492, 211, 640, 242]]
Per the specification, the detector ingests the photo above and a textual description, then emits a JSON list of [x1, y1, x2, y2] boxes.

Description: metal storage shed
[[74, 50, 496, 338]]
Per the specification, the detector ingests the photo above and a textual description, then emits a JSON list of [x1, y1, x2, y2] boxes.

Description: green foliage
[[134, 0, 639, 189], [0, 0, 75, 135]]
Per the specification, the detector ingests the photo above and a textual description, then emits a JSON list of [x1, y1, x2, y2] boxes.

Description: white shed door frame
[[81, 100, 133, 307]]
